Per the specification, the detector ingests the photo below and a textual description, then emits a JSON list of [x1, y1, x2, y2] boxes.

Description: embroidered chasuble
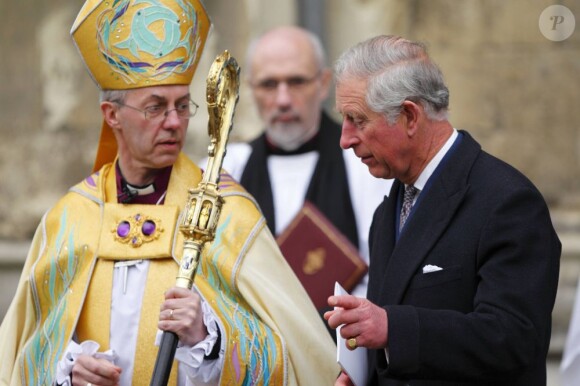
[[10, 153, 292, 385]]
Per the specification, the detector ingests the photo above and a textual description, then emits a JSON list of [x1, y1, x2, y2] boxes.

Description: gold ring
[[347, 337, 357, 350], [169, 309, 174, 320], [87, 383, 93, 386]]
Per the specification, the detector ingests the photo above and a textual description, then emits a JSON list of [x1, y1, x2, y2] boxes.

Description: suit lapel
[[367, 184, 399, 297], [378, 131, 481, 305], [380, 179, 468, 304]]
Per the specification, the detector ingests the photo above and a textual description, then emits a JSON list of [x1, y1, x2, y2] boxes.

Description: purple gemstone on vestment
[[132, 237, 138, 244], [117, 221, 130, 238], [135, 214, 142, 221], [142, 220, 156, 236]]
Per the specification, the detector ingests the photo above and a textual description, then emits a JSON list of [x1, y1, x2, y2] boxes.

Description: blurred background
[[0, 0, 578, 383]]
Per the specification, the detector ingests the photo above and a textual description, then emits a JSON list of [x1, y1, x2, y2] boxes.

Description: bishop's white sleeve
[[174, 300, 224, 386], [55, 340, 117, 386]]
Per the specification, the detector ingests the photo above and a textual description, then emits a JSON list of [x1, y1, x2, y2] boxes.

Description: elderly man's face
[[336, 77, 411, 181], [110, 85, 191, 180], [249, 29, 330, 151]]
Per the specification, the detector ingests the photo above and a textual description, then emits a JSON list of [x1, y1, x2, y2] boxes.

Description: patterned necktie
[[400, 185, 418, 229]]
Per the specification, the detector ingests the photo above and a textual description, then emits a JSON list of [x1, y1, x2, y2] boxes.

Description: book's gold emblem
[[303, 248, 326, 275]]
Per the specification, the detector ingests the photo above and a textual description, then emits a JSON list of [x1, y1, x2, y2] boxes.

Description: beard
[[265, 113, 318, 151]]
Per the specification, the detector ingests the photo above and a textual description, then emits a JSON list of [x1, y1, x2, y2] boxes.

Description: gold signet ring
[[347, 337, 357, 350], [169, 309, 174, 320]]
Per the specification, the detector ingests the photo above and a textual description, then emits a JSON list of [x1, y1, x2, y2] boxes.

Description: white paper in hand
[[335, 281, 368, 386]]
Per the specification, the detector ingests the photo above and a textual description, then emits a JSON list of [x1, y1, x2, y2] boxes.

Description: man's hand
[[72, 354, 121, 386], [335, 371, 355, 386], [158, 287, 207, 346], [325, 294, 389, 350]]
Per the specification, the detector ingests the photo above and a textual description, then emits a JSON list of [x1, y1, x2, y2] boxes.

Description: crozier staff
[[151, 50, 240, 386]]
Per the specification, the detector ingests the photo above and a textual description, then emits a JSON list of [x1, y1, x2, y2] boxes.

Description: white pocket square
[[422, 264, 443, 274]]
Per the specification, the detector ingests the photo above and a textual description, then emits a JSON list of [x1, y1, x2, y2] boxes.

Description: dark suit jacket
[[367, 131, 561, 385]]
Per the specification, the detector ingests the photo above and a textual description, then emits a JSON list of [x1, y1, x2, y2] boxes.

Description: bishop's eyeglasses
[[115, 99, 199, 122]]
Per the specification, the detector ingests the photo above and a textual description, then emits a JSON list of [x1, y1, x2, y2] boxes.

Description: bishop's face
[[103, 84, 192, 185]]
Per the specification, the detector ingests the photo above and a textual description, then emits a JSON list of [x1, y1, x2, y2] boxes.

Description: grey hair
[[245, 26, 327, 81], [100, 89, 129, 103], [334, 35, 449, 124]]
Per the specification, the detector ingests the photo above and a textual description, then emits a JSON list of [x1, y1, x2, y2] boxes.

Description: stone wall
[[0, 0, 578, 382]]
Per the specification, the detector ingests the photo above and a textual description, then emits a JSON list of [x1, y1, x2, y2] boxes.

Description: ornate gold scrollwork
[[175, 51, 240, 289]]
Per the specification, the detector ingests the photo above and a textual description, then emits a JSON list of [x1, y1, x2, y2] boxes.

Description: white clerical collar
[[125, 182, 155, 196], [413, 128, 458, 192]]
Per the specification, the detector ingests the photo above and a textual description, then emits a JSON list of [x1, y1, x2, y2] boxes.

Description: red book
[[276, 202, 368, 309]]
